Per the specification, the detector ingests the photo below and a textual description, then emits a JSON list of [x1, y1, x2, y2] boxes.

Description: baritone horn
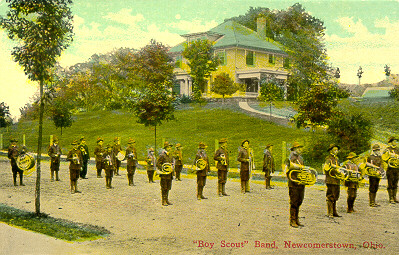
[[322, 163, 348, 181], [359, 162, 386, 179], [195, 158, 207, 170], [288, 161, 318, 186], [387, 152, 399, 168], [157, 163, 173, 175]]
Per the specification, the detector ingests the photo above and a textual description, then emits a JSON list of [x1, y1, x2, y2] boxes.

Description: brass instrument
[[157, 163, 173, 175], [72, 153, 80, 164], [16, 153, 36, 172], [323, 163, 348, 181], [387, 152, 399, 168], [116, 151, 126, 161], [359, 162, 385, 179], [195, 158, 207, 170], [220, 154, 227, 166], [288, 161, 318, 186], [104, 155, 112, 166]]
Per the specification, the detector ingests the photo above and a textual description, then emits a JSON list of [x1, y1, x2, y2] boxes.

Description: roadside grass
[[0, 203, 110, 241], [0, 103, 322, 171]]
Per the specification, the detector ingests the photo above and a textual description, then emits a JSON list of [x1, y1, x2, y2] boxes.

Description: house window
[[216, 50, 226, 66], [269, 54, 275, 65], [175, 55, 182, 68], [283, 58, 290, 68], [246, 51, 255, 66]]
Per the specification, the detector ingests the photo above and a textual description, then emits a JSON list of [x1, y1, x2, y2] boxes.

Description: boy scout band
[[7, 136, 399, 226]]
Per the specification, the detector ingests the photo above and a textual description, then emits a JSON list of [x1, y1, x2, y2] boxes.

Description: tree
[[51, 100, 73, 135], [182, 39, 219, 102], [211, 72, 240, 103], [384, 64, 391, 78], [295, 84, 338, 129], [1, 0, 74, 215], [130, 40, 175, 154], [357, 66, 364, 85], [0, 102, 12, 128], [258, 76, 283, 119]]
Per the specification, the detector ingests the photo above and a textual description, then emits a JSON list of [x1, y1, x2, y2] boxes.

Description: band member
[[48, 136, 62, 181], [126, 138, 138, 186], [237, 139, 252, 193], [103, 144, 115, 189], [382, 137, 399, 203], [194, 142, 210, 200], [157, 142, 174, 206], [94, 137, 105, 178], [7, 138, 24, 186], [325, 144, 342, 217], [214, 138, 229, 197], [173, 143, 183, 181], [146, 148, 156, 183], [367, 144, 383, 207], [286, 142, 305, 228], [66, 140, 83, 194], [112, 137, 122, 176], [263, 144, 275, 190], [78, 136, 90, 179], [343, 152, 361, 213]]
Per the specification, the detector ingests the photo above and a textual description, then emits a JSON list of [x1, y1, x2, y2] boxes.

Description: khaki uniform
[[78, 144, 89, 179], [146, 153, 156, 183], [112, 143, 122, 175], [157, 150, 174, 205], [194, 149, 210, 199], [286, 151, 305, 226], [102, 151, 114, 189], [126, 146, 138, 186], [48, 143, 62, 181], [173, 149, 183, 181], [343, 161, 360, 212], [214, 148, 229, 196], [383, 146, 399, 202], [237, 147, 250, 193], [66, 148, 83, 193], [263, 149, 275, 189], [8, 144, 24, 186], [94, 144, 105, 177], [325, 154, 341, 217], [367, 153, 383, 206]]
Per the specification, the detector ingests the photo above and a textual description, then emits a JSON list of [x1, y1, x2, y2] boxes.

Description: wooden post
[[0, 134, 3, 150], [281, 141, 286, 172], [23, 134, 26, 146]]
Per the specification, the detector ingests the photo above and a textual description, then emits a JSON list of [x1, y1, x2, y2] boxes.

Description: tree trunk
[[61, 127, 63, 136], [35, 80, 44, 215], [269, 101, 272, 120]]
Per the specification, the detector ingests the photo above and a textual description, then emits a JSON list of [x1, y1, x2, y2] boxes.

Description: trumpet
[[288, 161, 318, 186]]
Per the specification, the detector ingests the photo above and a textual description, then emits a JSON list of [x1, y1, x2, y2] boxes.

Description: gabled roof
[[169, 20, 286, 55]]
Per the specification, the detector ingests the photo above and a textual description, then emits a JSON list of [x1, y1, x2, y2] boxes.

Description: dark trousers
[[175, 164, 182, 180], [80, 160, 88, 178], [11, 165, 23, 183], [160, 174, 172, 191], [217, 170, 228, 184], [369, 177, 380, 193], [387, 169, 399, 191], [326, 184, 340, 202], [289, 186, 305, 209]]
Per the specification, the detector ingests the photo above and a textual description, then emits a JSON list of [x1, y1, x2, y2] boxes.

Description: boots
[[241, 181, 246, 194], [13, 173, 17, 186], [222, 184, 229, 196], [74, 181, 81, 193], [55, 171, 60, 181], [333, 201, 341, 217], [218, 183, 223, 197], [162, 190, 168, 206], [290, 207, 298, 228], [265, 179, 269, 189], [51, 171, 54, 181], [245, 181, 250, 193], [166, 190, 172, 205], [200, 186, 207, 199], [267, 178, 274, 189], [295, 208, 304, 227], [128, 174, 134, 186], [197, 185, 202, 200], [394, 189, 399, 203], [19, 173, 25, 186], [388, 190, 395, 204], [71, 181, 75, 194], [347, 198, 354, 213], [326, 200, 334, 217], [97, 169, 103, 178], [369, 192, 380, 207]]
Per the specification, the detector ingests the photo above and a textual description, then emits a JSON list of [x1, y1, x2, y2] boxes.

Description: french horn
[[288, 161, 318, 186]]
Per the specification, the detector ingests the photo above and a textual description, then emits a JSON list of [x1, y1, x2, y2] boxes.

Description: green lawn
[[0, 103, 322, 170]]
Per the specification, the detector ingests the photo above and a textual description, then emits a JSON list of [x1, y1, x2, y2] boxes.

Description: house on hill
[[169, 17, 290, 98]]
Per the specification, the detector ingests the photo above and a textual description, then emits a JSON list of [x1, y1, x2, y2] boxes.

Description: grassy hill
[[0, 103, 323, 170]]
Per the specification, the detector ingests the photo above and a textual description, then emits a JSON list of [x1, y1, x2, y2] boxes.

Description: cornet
[[288, 161, 318, 186]]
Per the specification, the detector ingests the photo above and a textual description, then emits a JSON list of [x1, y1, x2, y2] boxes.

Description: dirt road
[[0, 159, 397, 255]]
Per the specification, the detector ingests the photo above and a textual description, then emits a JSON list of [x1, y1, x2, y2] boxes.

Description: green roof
[[169, 20, 286, 55]]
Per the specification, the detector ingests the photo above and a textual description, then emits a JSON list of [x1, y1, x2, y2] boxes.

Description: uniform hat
[[241, 139, 250, 146], [219, 138, 227, 144], [175, 143, 182, 148], [372, 144, 380, 151], [388, 137, 398, 143], [346, 152, 357, 159], [10, 138, 18, 143], [96, 137, 104, 143], [164, 141, 173, 148], [128, 138, 136, 144], [198, 142, 206, 149], [265, 144, 273, 149], [327, 144, 340, 152], [53, 136, 58, 142], [71, 140, 79, 145], [148, 147, 154, 152], [114, 137, 120, 142], [290, 142, 303, 151], [80, 136, 86, 141], [106, 144, 112, 149]]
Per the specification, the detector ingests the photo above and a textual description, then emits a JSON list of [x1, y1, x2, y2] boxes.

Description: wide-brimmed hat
[[71, 140, 79, 145], [10, 138, 18, 143], [346, 152, 357, 159], [198, 142, 206, 149], [128, 138, 136, 144], [175, 143, 182, 148], [265, 144, 273, 149], [219, 138, 227, 144], [114, 137, 119, 142], [241, 139, 250, 146], [327, 144, 340, 152], [80, 136, 86, 141], [388, 137, 398, 143], [96, 137, 103, 143], [372, 144, 380, 151], [164, 141, 173, 148], [290, 142, 303, 151], [148, 147, 154, 152]]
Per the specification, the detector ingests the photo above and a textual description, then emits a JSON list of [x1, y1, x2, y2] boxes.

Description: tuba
[[323, 163, 348, 181], [288, 161, 318, 186], [195, 158, 207, 170]]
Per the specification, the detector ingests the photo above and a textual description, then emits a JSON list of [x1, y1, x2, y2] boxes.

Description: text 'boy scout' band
[[7, 136, 399, 227]]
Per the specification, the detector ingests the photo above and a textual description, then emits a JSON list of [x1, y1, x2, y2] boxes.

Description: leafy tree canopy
[[0, 102, 12, 128], [211, 72, 240, 99]]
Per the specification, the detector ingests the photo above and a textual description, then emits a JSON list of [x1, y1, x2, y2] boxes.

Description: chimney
[[257, 16, 267, 39]]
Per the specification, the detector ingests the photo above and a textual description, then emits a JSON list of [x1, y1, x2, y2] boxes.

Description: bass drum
[[16, 153, 36, 171]]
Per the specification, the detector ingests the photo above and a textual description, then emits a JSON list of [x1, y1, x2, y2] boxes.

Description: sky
[[0, 0, 398, 119]]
